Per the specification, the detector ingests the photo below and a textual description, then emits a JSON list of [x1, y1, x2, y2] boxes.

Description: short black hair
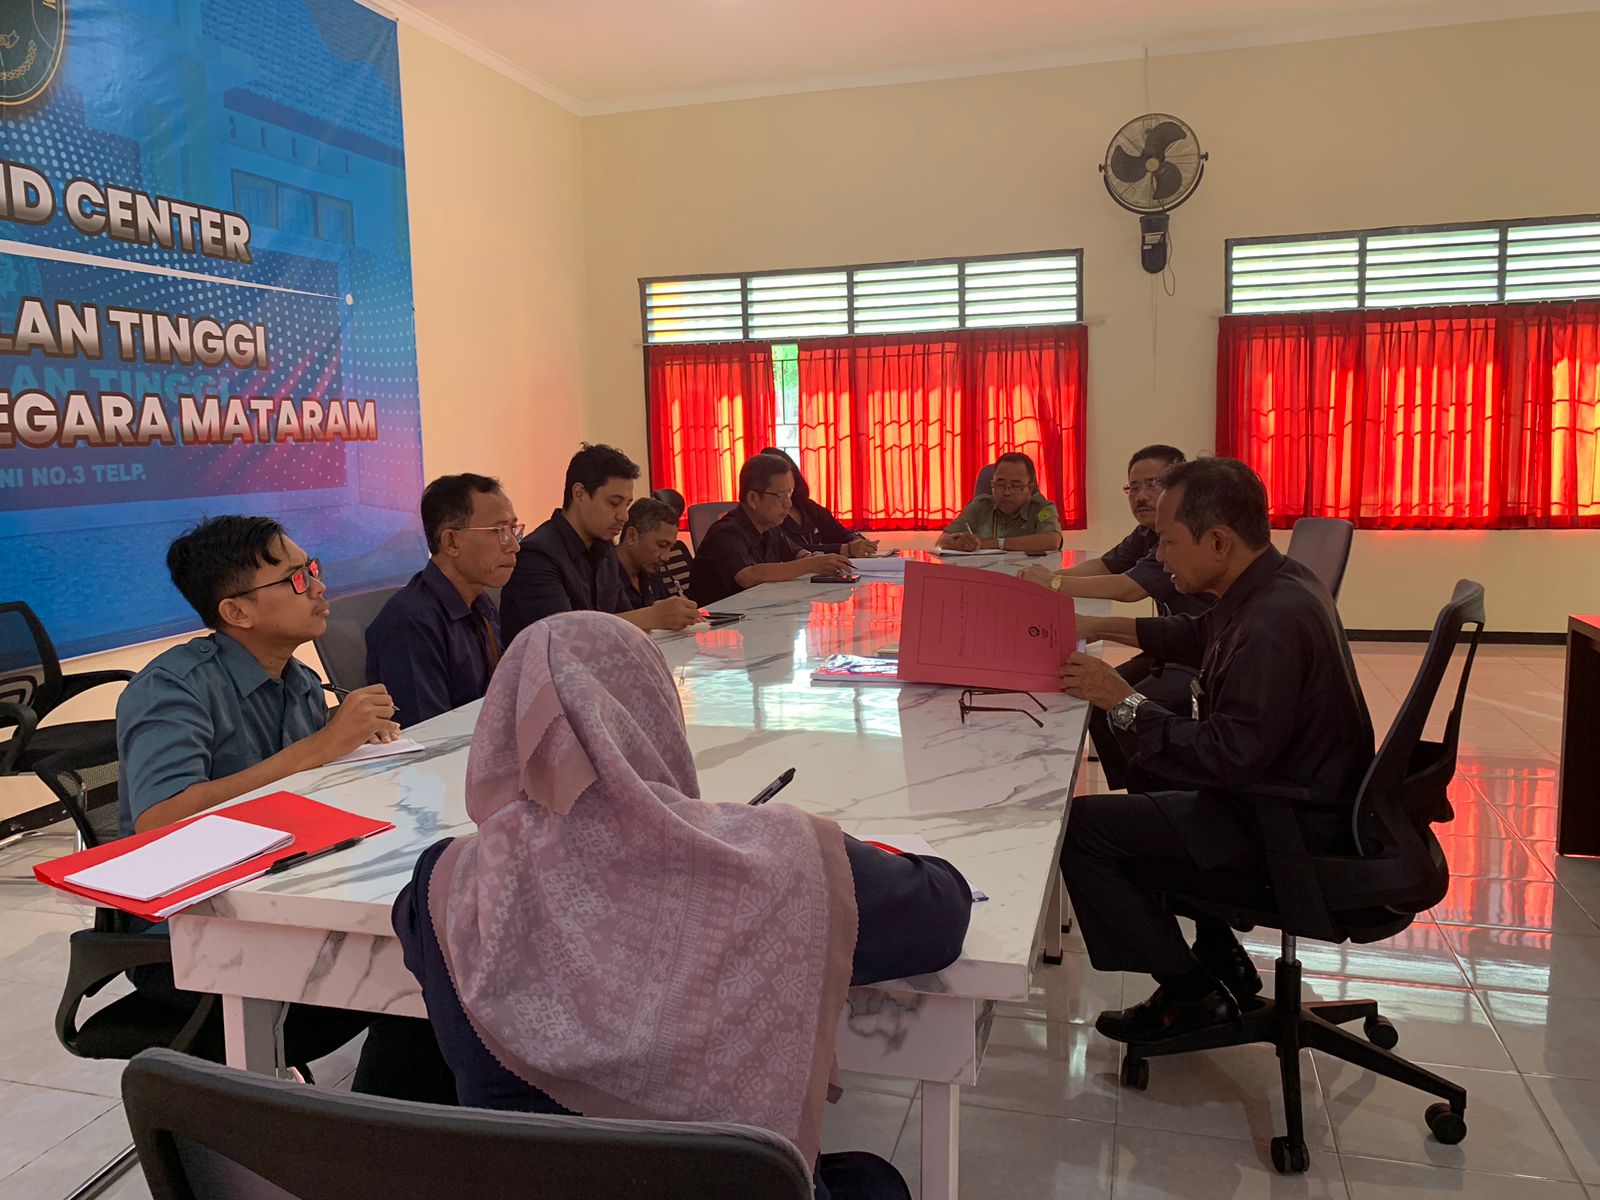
[[994, 452, 1038, 489], [1161, 457, 1271, 550], [1127, 444, 1186, 474], [563, 443, 639, 510], [739, 453, 793, 504], [651, 488, 686, 519], [758, 447, 809, 505], [420, 473, 502, 554], [626, 497, 678, 536], [166, 515, 287, 629]]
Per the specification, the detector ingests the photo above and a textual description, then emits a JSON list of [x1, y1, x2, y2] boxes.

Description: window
[[1217, 303, 1600, 530], [1227, 215, 1600, 315], [642, 250, 1082, 344]]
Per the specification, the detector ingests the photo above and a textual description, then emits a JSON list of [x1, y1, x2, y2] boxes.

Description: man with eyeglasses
[[116, 516, 400, 838], [937, 452, 1064, 555], [689, 453, 852, 606], [365, 473, 522, 728], [1019, 445, 1217, 783]]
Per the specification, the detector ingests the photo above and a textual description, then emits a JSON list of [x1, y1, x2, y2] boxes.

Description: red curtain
[[647, 344, 777, 514], [1218, 302, 1600, 529], [794, 326, 1086, 530]]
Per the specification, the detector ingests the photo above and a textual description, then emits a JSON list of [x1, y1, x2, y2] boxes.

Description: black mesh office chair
[[124, 1048, 815, 1200], [35, 745, 224, 1200], [312, 586, 401, 692], [972, 464, 996, 502], [1116, 579, 1485, 1174], [1285, 517, 1355, 602], [0, 601, 130, 842]]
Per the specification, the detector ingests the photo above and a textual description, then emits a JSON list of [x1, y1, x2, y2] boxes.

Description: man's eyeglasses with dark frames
[[230, 558, 322, 599], [958, 688, 1047, 729]]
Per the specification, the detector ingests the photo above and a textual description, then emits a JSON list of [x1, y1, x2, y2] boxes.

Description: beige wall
[[400, 25, 588, 520], [579, 12, 1600, 633]]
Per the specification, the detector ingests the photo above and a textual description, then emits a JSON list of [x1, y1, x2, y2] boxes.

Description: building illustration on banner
[[0, 0, 424, 657]]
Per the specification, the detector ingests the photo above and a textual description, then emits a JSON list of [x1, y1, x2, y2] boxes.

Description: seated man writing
[[366, 473, 521, 727], [1056, 458, 1374, 1045], [617, 497, 687, 609], [118, 516, 400, 837], [499, 443, 700, 644], [937, 452, 1064, 554], [113, 517, 453, 1100], [688, 453, 851, 606], [1020, 444, 1216, 784]]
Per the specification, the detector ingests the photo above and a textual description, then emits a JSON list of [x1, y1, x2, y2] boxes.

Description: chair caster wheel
[[1120, 1055, 1148, 1090], [1040, 952, 1063, 965], [1426, 1101, 1467, 1145], [1270, 1136, 1309, 1174], [1364, 1014, 1399, 1050]]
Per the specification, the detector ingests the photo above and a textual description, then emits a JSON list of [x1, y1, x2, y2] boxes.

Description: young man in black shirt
[[1057, 458, 1374, 1047], [617, 497, 684, 609], [500, 444, 700, 644]]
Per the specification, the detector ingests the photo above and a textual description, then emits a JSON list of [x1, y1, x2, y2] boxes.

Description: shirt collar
[[214, 632, 319, 699], [420, 559, 472, 621], [1208, 545, 1285, 631], [552, 509, 611, 563]]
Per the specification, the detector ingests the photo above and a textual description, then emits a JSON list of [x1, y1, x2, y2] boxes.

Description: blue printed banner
[[0, 0, 424, 657]]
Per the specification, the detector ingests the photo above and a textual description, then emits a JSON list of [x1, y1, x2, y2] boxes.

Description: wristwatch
[[1049, 576, 1065, 592], [1109, 691, 1147, 732]]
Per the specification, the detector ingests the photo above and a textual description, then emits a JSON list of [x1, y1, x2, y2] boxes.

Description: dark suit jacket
[[499, 511, 628, 647]]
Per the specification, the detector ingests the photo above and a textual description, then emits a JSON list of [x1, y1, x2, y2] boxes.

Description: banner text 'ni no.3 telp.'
[[0, 0, 424, 656]]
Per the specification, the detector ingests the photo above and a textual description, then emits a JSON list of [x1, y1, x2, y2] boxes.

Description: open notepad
[[326, 737, 426, 766], [64, 815, 292, 902]]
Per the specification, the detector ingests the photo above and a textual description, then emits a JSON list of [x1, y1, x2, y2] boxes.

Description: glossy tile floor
[[1, 642, 1596, 1198]]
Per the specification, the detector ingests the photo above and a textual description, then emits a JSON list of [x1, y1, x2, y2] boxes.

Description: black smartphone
[[703, 611, 744, 626], [811, 572, 861, 583]]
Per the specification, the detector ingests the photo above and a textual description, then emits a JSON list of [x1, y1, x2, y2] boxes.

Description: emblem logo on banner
[[0, 0, 65, 108]]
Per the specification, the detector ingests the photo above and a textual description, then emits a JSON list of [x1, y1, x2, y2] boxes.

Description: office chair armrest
[[0, 700, 39, 773], [57, 669, 134, 703], [55, 926, 179, 1053]]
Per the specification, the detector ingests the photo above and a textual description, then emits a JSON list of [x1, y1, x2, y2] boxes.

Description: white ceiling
[[386, 0, 1600, 114]]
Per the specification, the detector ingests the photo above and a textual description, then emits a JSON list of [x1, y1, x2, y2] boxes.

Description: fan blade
[[1141, 120, 1190, 159], [1151, 160, 1186, 202], [1109, 145, 1147, 185]]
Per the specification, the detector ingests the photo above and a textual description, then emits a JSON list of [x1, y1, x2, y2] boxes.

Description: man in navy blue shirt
[[616, 497, 684, 610], [366, 474, 521, 727], [499, 444, 699, 644]]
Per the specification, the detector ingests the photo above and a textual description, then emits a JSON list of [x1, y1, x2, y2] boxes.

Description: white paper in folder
[[65, 815, 292, 902]]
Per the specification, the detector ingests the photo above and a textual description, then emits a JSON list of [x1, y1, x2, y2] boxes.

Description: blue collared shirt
[[116, 633, 329, 837], [365, 560, 502, 728]]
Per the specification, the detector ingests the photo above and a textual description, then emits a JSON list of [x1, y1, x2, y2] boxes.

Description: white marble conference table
[[169, 553, 1105, 1200]]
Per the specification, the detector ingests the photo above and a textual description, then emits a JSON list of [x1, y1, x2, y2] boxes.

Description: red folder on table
[[33, 792, 393, 922]]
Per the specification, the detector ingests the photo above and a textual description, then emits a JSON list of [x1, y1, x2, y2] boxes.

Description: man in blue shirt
[[499, 444, 699, 644], [365, 474, 521, 727], [117, 516, 401, 837]]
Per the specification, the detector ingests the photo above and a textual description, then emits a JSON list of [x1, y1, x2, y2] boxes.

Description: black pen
[[265, 835, 366, 875], [748, 768, 797, 807], [322, 682, 399, 716]]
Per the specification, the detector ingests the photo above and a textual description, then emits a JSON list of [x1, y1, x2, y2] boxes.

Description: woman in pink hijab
[[392, 612, 971, 1200]]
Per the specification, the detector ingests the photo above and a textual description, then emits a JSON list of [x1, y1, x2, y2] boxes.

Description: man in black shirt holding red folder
[[1057, 458, 1374, 1046]]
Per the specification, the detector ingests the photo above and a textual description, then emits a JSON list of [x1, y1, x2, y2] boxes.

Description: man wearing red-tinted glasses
[[116, 515, 401, 838]]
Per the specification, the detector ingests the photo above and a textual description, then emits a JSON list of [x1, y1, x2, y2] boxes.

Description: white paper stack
[[64, 815, 293, 902]]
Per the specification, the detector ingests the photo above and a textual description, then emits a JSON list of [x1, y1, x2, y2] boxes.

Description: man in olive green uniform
[[938, 452, 1064, 554]]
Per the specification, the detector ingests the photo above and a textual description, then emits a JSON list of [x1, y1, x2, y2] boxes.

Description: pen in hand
[[322, 681, 399, 716], [748, 767, 797, 806]]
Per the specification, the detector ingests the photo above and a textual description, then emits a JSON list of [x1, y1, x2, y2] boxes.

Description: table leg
[[1559, 629, 1600, 856], [222, 995, 284, 1073], [1042, 870, 1064, 964], [921, 1080, 959, 1200]]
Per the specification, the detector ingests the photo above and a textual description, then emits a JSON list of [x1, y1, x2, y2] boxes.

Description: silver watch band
[[1110, 691, 1147, 732]]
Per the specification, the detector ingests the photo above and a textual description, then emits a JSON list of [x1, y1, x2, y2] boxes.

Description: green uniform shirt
[[943, 493, 1062, 541]]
